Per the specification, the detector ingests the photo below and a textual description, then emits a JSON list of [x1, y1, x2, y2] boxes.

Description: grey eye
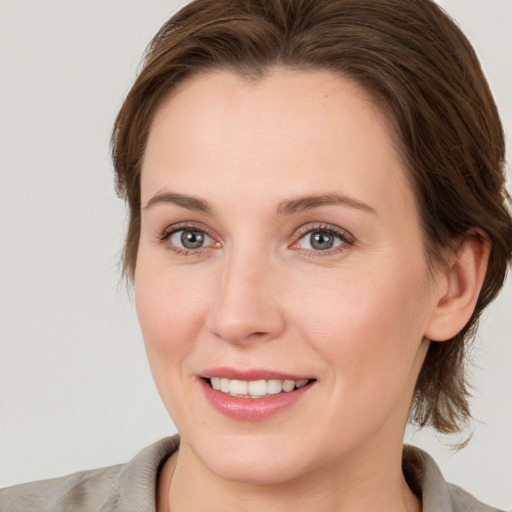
[[297, 230, 343, 251], [310, 232, 335, 250], [170, 229, 212, 249]]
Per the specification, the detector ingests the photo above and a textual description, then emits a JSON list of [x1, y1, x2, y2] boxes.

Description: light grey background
[[0, 1, 511, 509]]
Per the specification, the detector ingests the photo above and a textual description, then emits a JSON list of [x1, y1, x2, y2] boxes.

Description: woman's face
[[136, 69, 441, 483]]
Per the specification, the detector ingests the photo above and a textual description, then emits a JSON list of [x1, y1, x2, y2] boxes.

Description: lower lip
[[199, 379, 314, 421]]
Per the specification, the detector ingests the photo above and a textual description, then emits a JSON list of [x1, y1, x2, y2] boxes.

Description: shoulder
[[0, 464, 122, 512], [0, 436, 180, 512], [403, 445, 506, 512]]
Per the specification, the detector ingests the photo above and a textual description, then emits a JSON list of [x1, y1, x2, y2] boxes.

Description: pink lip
[[198, 369, 315, 421], [200, 367, 312, 381]]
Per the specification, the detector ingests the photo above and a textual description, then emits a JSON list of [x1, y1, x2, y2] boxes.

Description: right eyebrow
[[277, 193, 377, 216], [143, 192, 212, 214]]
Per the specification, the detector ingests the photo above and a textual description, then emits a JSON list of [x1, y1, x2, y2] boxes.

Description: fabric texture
[[0, 436, 504, 511]]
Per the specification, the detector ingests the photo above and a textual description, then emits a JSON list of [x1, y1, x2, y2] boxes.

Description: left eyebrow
[[143, 192, 212, 214], [277, 193, 377, 216]]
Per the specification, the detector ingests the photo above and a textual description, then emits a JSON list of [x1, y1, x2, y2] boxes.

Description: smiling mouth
[[206, 377, 314, 398]]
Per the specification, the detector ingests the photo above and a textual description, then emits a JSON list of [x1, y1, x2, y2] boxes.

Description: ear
[[425, 230, 490, 342]]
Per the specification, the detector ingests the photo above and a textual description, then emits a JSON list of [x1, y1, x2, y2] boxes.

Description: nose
[[205, 251, 286, 345]]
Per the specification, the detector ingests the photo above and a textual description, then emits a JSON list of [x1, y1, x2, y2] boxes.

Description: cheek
[[293, 264, 431, 399], [134, 257, 218, 429], [134, 258, 209, 380]]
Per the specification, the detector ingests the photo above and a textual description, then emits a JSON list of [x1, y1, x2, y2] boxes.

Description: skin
[[135, 68, 489, 512]]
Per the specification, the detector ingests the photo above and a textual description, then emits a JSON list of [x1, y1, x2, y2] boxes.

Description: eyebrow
[[144, 192, 212, 213], [277, 193, 377, 216], [144, 191, 376, 216]]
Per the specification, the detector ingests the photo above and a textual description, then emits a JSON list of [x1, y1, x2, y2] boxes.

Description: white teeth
[[267, 379, 282, 395], [282, 380, 295, 392], [211, 377, 221, 390], [220, 378, 230, 393], [229, 379, 248, 395], [208, 377, 310, 397], [248, 380, 267, 397]]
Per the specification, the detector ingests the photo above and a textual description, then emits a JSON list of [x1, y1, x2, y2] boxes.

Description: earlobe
[[425, 230, 490, 342]]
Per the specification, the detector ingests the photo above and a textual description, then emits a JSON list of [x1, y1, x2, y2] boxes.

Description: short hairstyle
[[111, 0, 512, 434]]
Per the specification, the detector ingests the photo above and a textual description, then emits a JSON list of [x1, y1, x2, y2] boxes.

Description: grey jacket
[[0, 436, 504, 511]]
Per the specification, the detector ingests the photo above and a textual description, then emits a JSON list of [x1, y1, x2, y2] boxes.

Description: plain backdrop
[[0, 0, 511, 509]]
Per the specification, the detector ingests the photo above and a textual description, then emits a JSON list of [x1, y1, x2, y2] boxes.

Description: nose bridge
[[207, 242, 284, 344]]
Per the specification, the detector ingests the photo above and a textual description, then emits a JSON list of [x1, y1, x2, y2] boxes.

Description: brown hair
[[111, 0, 512, 434]]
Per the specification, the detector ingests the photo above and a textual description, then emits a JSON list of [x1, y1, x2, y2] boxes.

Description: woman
[[1, 0, 510, 510]]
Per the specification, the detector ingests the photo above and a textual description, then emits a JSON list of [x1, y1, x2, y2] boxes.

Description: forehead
[[141, 68, 414, 221]]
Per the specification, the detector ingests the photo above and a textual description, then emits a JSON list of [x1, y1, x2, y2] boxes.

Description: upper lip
[[199, 367, 314, 381]]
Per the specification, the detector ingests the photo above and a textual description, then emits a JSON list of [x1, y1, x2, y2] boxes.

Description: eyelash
[[156, 222, 355, 257], [291, 223, 355, 256], [157, 222, 217, 256]]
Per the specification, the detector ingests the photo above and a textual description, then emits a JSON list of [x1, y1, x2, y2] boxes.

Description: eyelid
[[156, 221, 221, 251], [155, 221, 354, 256], [290, 222, 355, 252]]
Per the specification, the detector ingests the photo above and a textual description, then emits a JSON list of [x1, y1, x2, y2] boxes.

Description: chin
[[182, 428, 316, 485], [207, 452, 307, 485]]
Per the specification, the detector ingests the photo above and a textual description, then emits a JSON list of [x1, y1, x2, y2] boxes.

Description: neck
[[160, 438, 420, 512]]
